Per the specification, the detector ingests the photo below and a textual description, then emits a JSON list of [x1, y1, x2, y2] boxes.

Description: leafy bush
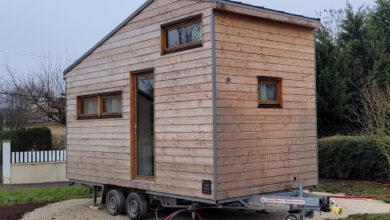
[[319, 136, 390, 183], [0, 127, 52, 151]]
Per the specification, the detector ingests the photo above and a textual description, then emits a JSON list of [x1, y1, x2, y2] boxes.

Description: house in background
[[25, 108, 65, 148]]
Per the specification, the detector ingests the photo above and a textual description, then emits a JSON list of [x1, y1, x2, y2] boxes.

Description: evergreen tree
[[313, 1, 390, 136], [338, 3, 368, 89], [316, 29, 350, 136], [365, 0, 390, 87]]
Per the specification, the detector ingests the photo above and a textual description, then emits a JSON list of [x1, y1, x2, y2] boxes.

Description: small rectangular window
[[77, 92, 122, 119], [162, 16, 202, 54], [258, 76, 282, 108], [102, 95, 122, 115], [81, 97, 98, 115]]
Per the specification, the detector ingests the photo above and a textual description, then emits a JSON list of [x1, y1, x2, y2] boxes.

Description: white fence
[[11, 150, 67, 164], [2, 140, 68, 184]]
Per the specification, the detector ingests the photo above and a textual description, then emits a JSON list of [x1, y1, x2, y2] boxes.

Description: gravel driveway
[[21, 194, 390, 220]]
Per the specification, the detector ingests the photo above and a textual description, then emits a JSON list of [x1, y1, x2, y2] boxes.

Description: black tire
[[106, 189, 126, 216], [126, 192, 148, 220], [286, 214, 298, 220]]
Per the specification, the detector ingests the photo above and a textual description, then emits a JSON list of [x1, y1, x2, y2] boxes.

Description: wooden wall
[[65, 0, 216, 200], [214, 11, 318, 200]]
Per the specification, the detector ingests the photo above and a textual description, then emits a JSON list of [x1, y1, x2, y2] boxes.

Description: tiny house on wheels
[[64, 0, 332, 219]]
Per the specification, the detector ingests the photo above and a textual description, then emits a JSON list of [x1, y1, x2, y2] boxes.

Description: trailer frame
[[75, 180, 333, 220]]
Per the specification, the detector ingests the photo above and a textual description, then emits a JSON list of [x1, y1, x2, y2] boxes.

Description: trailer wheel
[[106, 189, 126, 216], [285, 214, 298, 220], [126, 192, 148, 220]]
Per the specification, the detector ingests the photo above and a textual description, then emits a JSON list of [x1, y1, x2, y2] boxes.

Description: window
[[161, 16, 202, 54], [258, 76, 282, 108], [102, 95, 122, 115], [77, 92, 122, 119], [81, 97, 98, 116]]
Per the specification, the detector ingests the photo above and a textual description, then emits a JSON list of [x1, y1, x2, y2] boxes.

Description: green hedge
[[0, 127, 52, 151], [319, 136, 390, 183]]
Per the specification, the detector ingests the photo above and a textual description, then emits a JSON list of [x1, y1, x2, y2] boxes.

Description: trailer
[[79, 180, 337, 220], [64, 0, 332, 219]]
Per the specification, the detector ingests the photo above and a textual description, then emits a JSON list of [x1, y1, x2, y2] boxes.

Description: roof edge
[[63, 0, 154, 76], [200, 0, 320, 24], [215, 0, 321, 29], [223, 0, 320, 24]]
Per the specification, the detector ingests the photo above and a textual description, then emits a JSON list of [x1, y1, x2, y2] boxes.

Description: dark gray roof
[[217, 0, 320, 23], [63, 0, 320, 75]]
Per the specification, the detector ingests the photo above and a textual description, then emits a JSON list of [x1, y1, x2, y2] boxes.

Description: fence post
[[2, 140, 11, 184]]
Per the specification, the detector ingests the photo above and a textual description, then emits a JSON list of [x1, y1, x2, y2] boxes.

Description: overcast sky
[[0, 0, 374, 78]]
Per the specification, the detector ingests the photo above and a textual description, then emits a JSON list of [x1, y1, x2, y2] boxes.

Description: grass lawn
[[314, 180, 390, 219], [0, 185, 91, 206], [314, 180, 390, 203], [338, 212, 390, 220]]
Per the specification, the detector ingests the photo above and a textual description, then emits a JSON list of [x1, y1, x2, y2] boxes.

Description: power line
[[0, 49, 73, 61], [0, 92, 64, 100]]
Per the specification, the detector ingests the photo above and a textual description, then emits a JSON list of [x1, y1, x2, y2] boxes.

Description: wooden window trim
[[77, 96, 99, 118], [77, 91, 122, 120], [130, 71, 156, 182], [258, 76, 283, 108], [161, 16, 203, 54], [101, 93, 122, 116]]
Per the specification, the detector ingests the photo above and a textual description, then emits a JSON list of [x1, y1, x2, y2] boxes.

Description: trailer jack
[[330, 200, 343, 215]]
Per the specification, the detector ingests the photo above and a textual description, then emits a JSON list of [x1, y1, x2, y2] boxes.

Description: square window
[[259, 84, 277, 101], [102, 95, 122, 114], [162, 16, 202, 54], [258, 76, 282, 108], [80, 98, 98, 116]]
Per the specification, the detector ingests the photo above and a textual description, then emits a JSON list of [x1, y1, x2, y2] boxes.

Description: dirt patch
[[0, 202, 49, 220], [21, 195, 390, 220]]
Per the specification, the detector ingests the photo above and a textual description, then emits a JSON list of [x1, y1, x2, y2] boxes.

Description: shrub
[[319, 136, 390, 183], [0, 127, 52, 151]]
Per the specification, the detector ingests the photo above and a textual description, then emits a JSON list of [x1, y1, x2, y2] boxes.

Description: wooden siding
[[65, 0, 215, 200], [214, 11, 318, 200]]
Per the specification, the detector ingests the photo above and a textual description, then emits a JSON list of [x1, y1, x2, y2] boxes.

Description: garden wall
[[2, 140, 68, 185], [10, 162, 67, 184]]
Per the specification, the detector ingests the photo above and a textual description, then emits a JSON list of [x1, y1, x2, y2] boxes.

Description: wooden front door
[[131, 72, 155, 180]]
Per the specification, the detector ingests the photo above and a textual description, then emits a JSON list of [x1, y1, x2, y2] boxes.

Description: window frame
[[77, 91, 122, 120], [257, 76, 283, 108], [78, 96, 99, 118], [101, 93, 123, 117], [161, 15, 203, 54]]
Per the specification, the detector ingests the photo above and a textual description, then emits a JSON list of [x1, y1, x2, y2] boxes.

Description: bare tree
[[177, 23, 201, 45], [1, 59, 66, 126], [351, 82, 390, 166], [316, 8, 345, 42], [0, 88, 30, 130]]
